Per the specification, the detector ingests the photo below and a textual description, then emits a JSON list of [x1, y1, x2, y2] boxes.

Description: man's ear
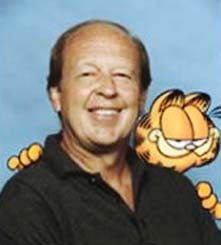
[[139, 89, 147, 112], [48, 87, 61, 112]]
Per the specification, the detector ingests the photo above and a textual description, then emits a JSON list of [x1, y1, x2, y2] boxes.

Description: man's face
[[50, 24, 146, 151]]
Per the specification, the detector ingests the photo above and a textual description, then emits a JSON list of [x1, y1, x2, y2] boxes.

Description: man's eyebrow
[[112, 68, 138, 77], [112, 67, 136, 72], [76, 62, 138, 76], [83, 62, 97, 67], [77, 62, 98, 68]]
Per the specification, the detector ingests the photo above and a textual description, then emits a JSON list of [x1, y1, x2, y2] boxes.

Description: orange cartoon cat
[[136, 89, 221, 219]]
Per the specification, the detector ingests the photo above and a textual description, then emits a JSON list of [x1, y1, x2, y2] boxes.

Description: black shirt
[[0, 134, 220, 245]]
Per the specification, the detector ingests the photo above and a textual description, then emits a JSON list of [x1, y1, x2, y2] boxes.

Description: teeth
[[94, 109, 119, 116]]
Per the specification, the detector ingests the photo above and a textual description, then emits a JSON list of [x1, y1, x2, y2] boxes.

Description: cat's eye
[[193, 139, 207, 147], [167, 139, 191, 149]]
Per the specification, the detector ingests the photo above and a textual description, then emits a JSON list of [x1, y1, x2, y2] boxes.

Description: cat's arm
[[196, 181, 221, 220]]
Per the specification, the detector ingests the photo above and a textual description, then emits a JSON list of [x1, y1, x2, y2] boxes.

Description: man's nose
[[96, 74, 117, 98]]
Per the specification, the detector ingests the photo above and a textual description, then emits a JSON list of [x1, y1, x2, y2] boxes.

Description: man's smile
[[87, 107, 122, 120]]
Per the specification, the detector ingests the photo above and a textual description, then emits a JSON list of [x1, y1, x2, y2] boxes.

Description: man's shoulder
[[1, 159, 58, 198], [0, 160, 63, 245], [140, 159, 195, 193], [130, 148, 193, 189], [138, 160, 199, 211]]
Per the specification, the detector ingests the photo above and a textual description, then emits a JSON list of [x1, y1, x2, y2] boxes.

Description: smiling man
[[0, 20, 221, 245]]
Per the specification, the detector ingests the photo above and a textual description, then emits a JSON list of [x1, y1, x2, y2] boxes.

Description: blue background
[[1, 0, 221, 226]]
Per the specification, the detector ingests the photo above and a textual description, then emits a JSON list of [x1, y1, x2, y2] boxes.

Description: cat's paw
[[196, 181, 221, 220], [212, 202, 221, 220], [7, 143, 43, 171]]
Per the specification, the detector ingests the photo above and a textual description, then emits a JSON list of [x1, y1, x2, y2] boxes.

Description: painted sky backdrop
[[1, 0, 221, 226]]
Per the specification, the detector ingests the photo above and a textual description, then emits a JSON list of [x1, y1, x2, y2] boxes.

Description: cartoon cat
[[135, 89, 221, 219]]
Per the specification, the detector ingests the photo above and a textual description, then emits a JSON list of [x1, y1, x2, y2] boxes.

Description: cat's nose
[[185, 143, 196, 151]]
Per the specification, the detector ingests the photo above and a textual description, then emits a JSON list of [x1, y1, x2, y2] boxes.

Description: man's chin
[[87, 137, 126, 154]]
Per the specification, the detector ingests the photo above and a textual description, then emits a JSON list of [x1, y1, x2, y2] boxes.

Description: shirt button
[[90, 177, 96, 183]]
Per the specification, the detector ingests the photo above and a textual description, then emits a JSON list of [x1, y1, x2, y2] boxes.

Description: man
[[0, 20, 220, 245]]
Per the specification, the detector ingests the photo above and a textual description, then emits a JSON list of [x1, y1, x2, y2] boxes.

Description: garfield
[[136, 89, 221, 219], [136, 89, 220, 172]]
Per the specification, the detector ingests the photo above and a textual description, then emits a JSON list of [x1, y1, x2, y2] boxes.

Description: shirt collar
[[42, 133, 149, 181], [42, 133, 86, 178]]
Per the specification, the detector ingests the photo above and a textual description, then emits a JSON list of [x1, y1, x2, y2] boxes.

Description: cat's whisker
[[210, 111, 221, 118], [212, 114, 221, 119], [209, 106, 221, 116]]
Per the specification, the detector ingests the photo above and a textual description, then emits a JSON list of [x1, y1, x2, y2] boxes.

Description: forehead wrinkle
[[65, 23, 133, 44], [63, 23, 140, 59]]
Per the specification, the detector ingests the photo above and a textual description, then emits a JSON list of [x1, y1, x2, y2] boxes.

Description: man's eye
[[114, 73, 131, 80], [81, 72, 95, 77]]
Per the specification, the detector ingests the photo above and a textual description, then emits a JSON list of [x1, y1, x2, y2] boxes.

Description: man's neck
[[60, 130, 128, 175], [60, 131, 135, 210]]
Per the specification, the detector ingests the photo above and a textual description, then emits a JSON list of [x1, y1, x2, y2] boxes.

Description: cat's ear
[[159, 89, 185, 112], [185, 92, 211, 112]]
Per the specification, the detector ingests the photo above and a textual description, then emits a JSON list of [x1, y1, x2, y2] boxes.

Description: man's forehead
[[62, 25, 141, 72], [65, 23, 136, 48]]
